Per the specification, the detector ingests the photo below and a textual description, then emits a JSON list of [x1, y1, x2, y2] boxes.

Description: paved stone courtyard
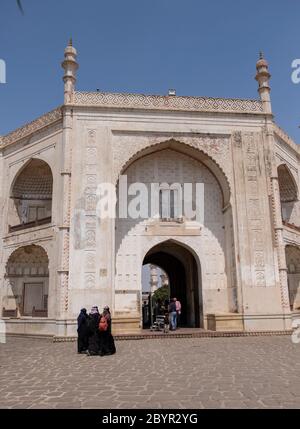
[[0, 335, 300, 409]]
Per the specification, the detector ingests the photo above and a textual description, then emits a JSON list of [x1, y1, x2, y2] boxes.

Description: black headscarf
[[77, 308, 87, 329]]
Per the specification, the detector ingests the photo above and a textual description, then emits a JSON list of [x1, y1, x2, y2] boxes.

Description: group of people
[[153, 297, 181, 331], [77, 305, 116, 356]]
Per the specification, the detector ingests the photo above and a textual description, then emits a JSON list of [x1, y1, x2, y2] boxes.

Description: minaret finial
[[255, 51, 271, 114], [61, 40, 78, 104]]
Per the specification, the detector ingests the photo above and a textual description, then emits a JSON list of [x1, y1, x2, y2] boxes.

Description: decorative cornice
[[74, 91, 264, 114], [1, 106, 63, 148], [273, 123, 300, 156]]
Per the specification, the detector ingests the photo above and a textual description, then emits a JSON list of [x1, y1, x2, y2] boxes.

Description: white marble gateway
[[0, 43, 300, 337]]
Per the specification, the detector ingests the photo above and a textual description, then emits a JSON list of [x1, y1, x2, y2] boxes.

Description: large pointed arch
[[114, 140, 236, 328], [117, 139, 231, 207]]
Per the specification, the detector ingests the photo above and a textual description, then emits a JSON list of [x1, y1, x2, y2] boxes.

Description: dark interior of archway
[[143, 249, 200, 328]]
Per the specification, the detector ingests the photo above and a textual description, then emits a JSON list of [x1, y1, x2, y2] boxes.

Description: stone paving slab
[[0, 336, 300, 409]]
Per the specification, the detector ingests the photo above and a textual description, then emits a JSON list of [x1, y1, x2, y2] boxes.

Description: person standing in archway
[[175, 298, 182, 329], [169, 297, 177, 331]]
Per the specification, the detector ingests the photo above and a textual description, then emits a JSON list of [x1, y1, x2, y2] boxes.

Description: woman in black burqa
[[99, 306, 116, 356], [87, 305, 101, 356], [77, 308, 89, 353]]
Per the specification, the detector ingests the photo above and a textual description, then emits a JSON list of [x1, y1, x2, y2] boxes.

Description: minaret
[[160, 273, 169, 288], [255, 51, 272, 114], [149, 265, 159, 294], [61, 38, 79, 104]]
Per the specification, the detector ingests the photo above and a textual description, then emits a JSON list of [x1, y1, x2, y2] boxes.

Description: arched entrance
[[3, 245, 49, 317], [285, 245, 300, 310], [142, 240, 202, 328]]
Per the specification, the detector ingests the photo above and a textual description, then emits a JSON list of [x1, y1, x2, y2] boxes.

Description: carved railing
[[2, 307, 48, 318], [160, 217, 184, 223], [8, 217, 52, 233], [282, 220, 300, 233], [2, 308, 17, 317], [282, 221, 300, 247], [32, 307, 48, 318]]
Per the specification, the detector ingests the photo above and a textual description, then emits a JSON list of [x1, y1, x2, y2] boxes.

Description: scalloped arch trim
[[116, 138, 231, 206]]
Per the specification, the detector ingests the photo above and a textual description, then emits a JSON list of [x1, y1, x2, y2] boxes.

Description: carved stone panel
[[83, 129, 98, 289], [243, 132, 266, 287]]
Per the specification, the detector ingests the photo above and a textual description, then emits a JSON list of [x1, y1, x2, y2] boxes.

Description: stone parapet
[[74, 91, 264, 114]]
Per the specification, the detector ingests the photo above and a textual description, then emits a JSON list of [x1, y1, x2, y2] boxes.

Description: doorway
[[142, 240, 202, 328]]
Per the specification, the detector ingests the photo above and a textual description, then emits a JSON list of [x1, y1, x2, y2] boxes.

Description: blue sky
[[1, 0, 300, 141]]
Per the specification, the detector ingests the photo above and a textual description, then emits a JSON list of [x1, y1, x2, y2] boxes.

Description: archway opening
[[9, 159, 53, 232], [142, 240, 202, 328], [3, 245, 49, 317], [142, 264, 170, 328], [286, 245, 300, 311], [278, 164, 298, 228]]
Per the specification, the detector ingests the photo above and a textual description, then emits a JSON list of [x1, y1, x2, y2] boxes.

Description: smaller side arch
[[285, 245, 300, 310], [8, 158, 53, 231], [278, 164, 300, 228], [3, 244, 50, 318], [277, 164, 298, 203], [5, 243, 50, 267], [9, 158, 53, 197]]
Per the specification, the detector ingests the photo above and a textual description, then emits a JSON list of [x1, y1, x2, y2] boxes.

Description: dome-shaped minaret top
[[256, 51, 269, 68], [61, 38, 79, 104], [255, 51, 272, 114]]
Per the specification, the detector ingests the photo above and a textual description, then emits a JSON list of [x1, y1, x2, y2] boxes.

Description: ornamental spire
[[255, 51, 272, 114], [61, 39, 79, 104]]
